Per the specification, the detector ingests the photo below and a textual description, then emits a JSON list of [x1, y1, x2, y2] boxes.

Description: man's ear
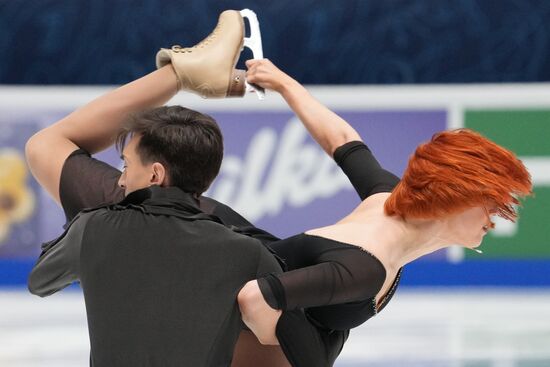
[[150, 162, 168, 186]]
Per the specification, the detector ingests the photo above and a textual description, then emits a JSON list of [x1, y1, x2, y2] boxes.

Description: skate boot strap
[[227, 69, 246, 97]]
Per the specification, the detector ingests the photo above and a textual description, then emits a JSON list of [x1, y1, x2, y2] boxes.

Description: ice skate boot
[[156, 9, 265, 99]]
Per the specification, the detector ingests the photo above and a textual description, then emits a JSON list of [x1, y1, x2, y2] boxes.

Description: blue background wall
[[1, 0, 550, 85]]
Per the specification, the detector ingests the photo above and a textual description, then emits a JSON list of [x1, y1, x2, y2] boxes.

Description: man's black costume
[[29, 184, 282, 366]]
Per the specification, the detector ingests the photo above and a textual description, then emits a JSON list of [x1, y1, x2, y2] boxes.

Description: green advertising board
[[465, 109, 550, 259]]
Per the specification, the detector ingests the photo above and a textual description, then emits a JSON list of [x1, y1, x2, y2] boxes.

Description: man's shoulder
[[199, 221, 282, 273], [193, 220, 274, 257], [64, 208, 104, 229], [197, 219, 262, 244]]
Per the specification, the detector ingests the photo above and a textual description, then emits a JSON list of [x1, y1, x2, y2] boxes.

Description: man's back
[[29, 186, 282, 366]]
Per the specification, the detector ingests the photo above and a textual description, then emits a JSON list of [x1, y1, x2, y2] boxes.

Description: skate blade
[[241, 9, 265, 100]]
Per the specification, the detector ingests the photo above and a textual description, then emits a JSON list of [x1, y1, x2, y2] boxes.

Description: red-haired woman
[[237, 59, 533, 367]]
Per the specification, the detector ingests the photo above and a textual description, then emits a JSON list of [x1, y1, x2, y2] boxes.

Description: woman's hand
[[245, 59, 297, 94], [247, 58, 361, 156], [238, 280, 282, 345]]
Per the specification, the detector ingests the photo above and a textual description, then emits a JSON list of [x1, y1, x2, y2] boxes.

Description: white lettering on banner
[[207, 118, 351, 222]]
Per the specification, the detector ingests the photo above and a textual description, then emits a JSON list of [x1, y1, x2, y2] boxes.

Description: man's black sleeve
[[60, 149, 124, 222], [28, 212, 91, 297]]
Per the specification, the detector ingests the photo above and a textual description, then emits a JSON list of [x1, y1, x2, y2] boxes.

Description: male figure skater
[[26, 10, 287, 366]]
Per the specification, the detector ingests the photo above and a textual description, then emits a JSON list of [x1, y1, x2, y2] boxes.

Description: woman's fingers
[[245, 59, 259, 68], [246, 58, 271, 67], [245, 59, 286, 92], [246, 65, 267, 86]]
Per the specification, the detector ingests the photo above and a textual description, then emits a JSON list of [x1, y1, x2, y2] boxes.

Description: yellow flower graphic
[[0, 149, 35, 245]]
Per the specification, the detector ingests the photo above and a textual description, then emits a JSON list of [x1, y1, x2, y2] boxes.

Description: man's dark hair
[[116, 106, 223, 195]]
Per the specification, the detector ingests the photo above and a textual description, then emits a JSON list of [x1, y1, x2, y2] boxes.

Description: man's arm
[[28, 213, 90, 296], [25, 66, 179, 205]]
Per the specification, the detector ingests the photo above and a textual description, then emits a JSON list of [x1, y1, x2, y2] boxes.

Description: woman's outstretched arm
[[246, 58, 399, 202], [25, 65, 179, 205], [246, 59, 361, 156]]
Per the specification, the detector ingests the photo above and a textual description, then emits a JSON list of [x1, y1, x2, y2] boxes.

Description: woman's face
[[446, 205, 496, 249]]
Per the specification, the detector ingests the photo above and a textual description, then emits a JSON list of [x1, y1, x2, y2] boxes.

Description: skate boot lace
[[171, 19, 224, 54]]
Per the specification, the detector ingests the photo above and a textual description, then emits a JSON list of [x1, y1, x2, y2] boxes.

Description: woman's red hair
[[384, 129, 532, 221]]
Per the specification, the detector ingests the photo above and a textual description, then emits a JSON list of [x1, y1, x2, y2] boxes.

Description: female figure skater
[[237, 59, 533, 367]]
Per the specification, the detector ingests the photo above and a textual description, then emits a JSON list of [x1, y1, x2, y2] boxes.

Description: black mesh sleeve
[[259, 247, 386, 310], [257, 235, 386, 311], [59, 149, 124, 222], [333, 141, 400, 200]]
